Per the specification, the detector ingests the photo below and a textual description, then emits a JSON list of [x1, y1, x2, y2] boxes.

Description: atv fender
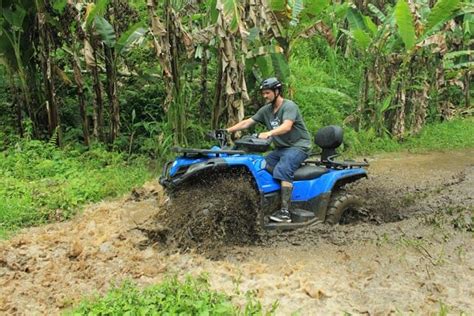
[[160, 158, 228, 189], [160, 155, 280, 193], [292, 168, 368, 201]]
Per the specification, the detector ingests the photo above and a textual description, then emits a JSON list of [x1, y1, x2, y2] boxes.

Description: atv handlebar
[[206, 129, 229, 148]]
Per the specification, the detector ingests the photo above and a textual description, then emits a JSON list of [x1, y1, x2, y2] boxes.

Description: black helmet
[[259, 77, 283, 92]]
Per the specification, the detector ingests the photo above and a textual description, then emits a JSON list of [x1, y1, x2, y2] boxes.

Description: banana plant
[[0, 3, 35, 130], [83, 0, 146, 143], [245, 0, 343, 95], [344, 0, 467, 137], [268, 0, 339, 57]]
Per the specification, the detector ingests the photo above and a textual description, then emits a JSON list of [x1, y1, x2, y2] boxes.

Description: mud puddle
[[1, 149, 473, 315]]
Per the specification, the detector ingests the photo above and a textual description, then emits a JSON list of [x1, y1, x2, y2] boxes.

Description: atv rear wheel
[[325, 191, 362, 225]]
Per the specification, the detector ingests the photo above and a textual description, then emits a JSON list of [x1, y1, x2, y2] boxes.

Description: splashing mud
[[0, 149, 473, 315], [158, 171, 261, 256]]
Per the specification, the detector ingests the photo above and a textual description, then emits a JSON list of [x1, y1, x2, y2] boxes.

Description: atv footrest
[[291, 209, 316, 223], [264, 218, 323, 230]]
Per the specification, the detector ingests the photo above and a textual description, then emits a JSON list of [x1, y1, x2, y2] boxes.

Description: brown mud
[[158, 171, 262, 255], [1, 149, 473, 315]]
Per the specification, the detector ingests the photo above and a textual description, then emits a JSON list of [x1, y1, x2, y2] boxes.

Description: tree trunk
[[164, 0, 180, 98], [11, 34, 35, 135], [464, 70, 471, 109], [72, 52, 90, 146], [392, 85, 406, 138], [6, 68, 24, 137], [212, 53, 224, 129], [89, 38, 105, 141], [199, 48, 209, 122], [104, 45, 120, 144], [147, 0, 174, 112], [37, 2, 61, 145], [357, 66, 369, 131]]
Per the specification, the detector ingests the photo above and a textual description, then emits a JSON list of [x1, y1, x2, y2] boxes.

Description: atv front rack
[[172, 146, 246, 157]]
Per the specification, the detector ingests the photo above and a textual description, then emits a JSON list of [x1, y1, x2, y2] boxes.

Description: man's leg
[[264, 149, 282, 174], [269, 148, 308, 223]]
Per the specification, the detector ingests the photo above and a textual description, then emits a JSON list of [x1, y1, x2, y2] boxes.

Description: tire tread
[[325, 191, 361, 225]]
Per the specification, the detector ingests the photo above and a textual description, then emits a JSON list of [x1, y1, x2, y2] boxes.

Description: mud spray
[[1, 150, 473, 315], [157, 171, 262, 257]]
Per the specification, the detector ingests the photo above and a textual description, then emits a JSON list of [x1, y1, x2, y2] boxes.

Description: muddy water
[[0, 149, 473, 315]]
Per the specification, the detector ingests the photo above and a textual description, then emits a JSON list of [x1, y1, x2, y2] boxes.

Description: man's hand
[[258, 131, 273, 139]]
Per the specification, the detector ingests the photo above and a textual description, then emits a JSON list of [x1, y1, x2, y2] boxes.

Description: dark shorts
[[265, 147, 309, 183]]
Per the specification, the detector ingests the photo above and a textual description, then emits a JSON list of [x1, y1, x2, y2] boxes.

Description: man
[[226, 77, 311, 223]]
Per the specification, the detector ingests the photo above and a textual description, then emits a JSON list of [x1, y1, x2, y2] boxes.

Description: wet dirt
[[0, 149, 473, 315]]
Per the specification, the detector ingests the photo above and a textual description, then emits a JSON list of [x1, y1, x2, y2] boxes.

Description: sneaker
[[269, 209, 292, 223]]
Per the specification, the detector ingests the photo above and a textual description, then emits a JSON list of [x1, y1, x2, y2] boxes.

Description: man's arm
[[226, 118, 257, 133], [259, 120, 293, 139]]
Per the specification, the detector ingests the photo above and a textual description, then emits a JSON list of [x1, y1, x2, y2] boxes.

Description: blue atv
[[159, 125, 369, 230]]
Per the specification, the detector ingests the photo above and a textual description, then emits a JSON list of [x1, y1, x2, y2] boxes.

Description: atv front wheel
[[325, 191, 362, 225]]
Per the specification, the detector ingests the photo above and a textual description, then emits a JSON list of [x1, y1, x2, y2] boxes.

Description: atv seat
[[294, 165, 328, 180]]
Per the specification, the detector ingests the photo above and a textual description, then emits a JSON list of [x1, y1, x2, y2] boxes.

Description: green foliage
[[346, 7, 368, 32], [290, 0, 304, 26], [352, 28, 371, 50], [425, 0, 461, 35], [304, 0, 329, 16], [0, 140, 150, 237], [68, 276, 275, 315], [52, 0, 68, 14], [116, 22, 146, 55], [86, 0, 110, 27], [270, 0, 286, 12], [403, 118, 474, 151], [2, 5, 26, 29], [368, 4, 386, 23], [94, 16, 116, 47], [344, 118, 474, 155], [290, 40, 361, 132], [443, 50, 474, 69], [395, 0, 416, 50], [223, 0, 241, 33]]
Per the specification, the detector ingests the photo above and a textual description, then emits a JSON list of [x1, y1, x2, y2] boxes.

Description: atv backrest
[[315, 125, 343, 162]]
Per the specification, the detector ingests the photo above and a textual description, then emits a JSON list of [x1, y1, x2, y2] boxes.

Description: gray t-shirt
[[251, 99, 311, 150]]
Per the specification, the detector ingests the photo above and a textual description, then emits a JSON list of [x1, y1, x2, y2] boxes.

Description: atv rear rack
[[327, 154, 369, 169], [303, 154, 369, 170]]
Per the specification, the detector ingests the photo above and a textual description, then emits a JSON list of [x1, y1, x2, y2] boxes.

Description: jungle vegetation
[[0, 0, 471, 151]]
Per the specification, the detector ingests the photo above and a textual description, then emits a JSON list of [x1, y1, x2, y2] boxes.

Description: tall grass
[[342, 118, 474, 155], [0, 140, 150, 238]]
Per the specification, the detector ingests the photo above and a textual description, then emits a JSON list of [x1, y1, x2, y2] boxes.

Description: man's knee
[[273, 149, 308, 182], [273, 163, 294, 182]]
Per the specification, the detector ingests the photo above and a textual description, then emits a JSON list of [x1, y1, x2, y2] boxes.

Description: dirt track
[[1, 149, 473, 315]]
